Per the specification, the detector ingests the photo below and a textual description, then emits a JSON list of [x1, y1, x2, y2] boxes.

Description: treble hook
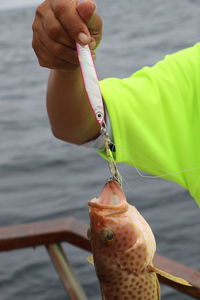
[[101, 127, 122, 186]]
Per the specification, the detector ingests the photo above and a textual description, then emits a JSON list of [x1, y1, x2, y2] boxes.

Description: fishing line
[[134, 164, 200, 179], [106, 138, 200, 181]]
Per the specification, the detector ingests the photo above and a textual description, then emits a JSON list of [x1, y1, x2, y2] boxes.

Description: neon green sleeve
[[99, 43, 200, 206]]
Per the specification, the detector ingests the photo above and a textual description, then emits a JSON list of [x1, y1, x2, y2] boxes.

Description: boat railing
[[0, 217, 199, 299]]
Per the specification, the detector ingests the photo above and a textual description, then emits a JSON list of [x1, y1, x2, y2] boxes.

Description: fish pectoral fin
[[147, 265, 192, 287], [156, 275, 161, 300], [87, 255, 94, 265]]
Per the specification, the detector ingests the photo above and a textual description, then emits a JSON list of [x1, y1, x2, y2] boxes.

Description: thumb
[[76, 1, 96, 25], [76, 1, 102, 47]]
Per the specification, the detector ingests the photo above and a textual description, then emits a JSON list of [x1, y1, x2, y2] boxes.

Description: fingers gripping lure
[[76, 43, 122, 186]]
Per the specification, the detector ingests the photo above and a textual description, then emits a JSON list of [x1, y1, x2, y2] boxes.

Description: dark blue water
[[0, 1, 200, 299]]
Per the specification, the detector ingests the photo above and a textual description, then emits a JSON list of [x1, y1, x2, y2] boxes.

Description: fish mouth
[[88, 180, 128, 211]]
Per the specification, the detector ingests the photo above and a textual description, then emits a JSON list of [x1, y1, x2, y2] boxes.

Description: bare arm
[[32, 0, 102, 144], [47, 69, 100, 144]]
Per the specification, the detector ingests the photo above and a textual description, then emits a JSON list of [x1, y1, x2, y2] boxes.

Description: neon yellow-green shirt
[[99, 43, 200, 206]]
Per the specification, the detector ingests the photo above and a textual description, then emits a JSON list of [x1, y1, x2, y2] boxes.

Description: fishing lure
[[76, 43, 122, 185]]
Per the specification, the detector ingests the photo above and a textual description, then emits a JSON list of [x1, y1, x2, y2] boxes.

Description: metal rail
[[47, 244, 87, 300], [0, 217, 199, 299]]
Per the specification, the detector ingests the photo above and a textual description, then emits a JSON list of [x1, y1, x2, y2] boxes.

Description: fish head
[[88, 180, 156, 284], [88, 180, 136, 252]]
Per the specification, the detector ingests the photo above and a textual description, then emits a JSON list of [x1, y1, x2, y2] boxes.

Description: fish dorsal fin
[[87, 255, 94, 265], [147, 265, 192, 287]]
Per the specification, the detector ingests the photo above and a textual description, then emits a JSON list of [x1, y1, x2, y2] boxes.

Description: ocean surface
[[0, 0, 200, 299]]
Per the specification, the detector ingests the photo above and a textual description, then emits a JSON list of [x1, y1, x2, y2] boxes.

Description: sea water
[[0, 1, 199, 299]]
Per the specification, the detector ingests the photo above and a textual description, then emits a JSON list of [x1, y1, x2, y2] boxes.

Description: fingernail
[[80, 0, 96, 8], [90, 1, 97, 11], [78, 32, 90, 44], [79, 0, 96, 8]]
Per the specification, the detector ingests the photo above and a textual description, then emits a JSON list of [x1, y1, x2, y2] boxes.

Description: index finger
[[51, 0, 93, 44]]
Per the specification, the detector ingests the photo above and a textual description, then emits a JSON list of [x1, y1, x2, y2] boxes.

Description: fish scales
[[88, 180, 191, 299], [88, 180, 160, 300]]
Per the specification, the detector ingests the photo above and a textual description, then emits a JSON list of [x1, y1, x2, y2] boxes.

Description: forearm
[[47, 68, 100, 144]]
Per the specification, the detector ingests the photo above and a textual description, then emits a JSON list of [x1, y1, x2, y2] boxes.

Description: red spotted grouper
[[87, 180, 191, 300]]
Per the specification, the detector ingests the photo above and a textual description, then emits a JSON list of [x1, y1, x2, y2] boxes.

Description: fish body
[[88, 180, 159, 300], [88, 180, 191, 300]]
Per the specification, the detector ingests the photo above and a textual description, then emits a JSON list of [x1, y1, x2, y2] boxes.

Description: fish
[[87, 180, 191, 300]]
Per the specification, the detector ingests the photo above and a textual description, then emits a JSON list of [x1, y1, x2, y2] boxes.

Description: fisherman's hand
[[32, 0, 102, 71]]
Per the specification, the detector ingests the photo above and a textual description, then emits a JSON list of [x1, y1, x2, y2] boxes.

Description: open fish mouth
[[88, 180, 128, 211]]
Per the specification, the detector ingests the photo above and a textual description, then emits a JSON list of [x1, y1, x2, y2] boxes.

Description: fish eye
[[87, 228, 92, 241], [99, 228, 115, 245]]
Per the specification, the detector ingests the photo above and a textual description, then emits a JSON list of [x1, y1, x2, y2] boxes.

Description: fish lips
[[88, 198, 128, 214], [88, 180, 128, 212]]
